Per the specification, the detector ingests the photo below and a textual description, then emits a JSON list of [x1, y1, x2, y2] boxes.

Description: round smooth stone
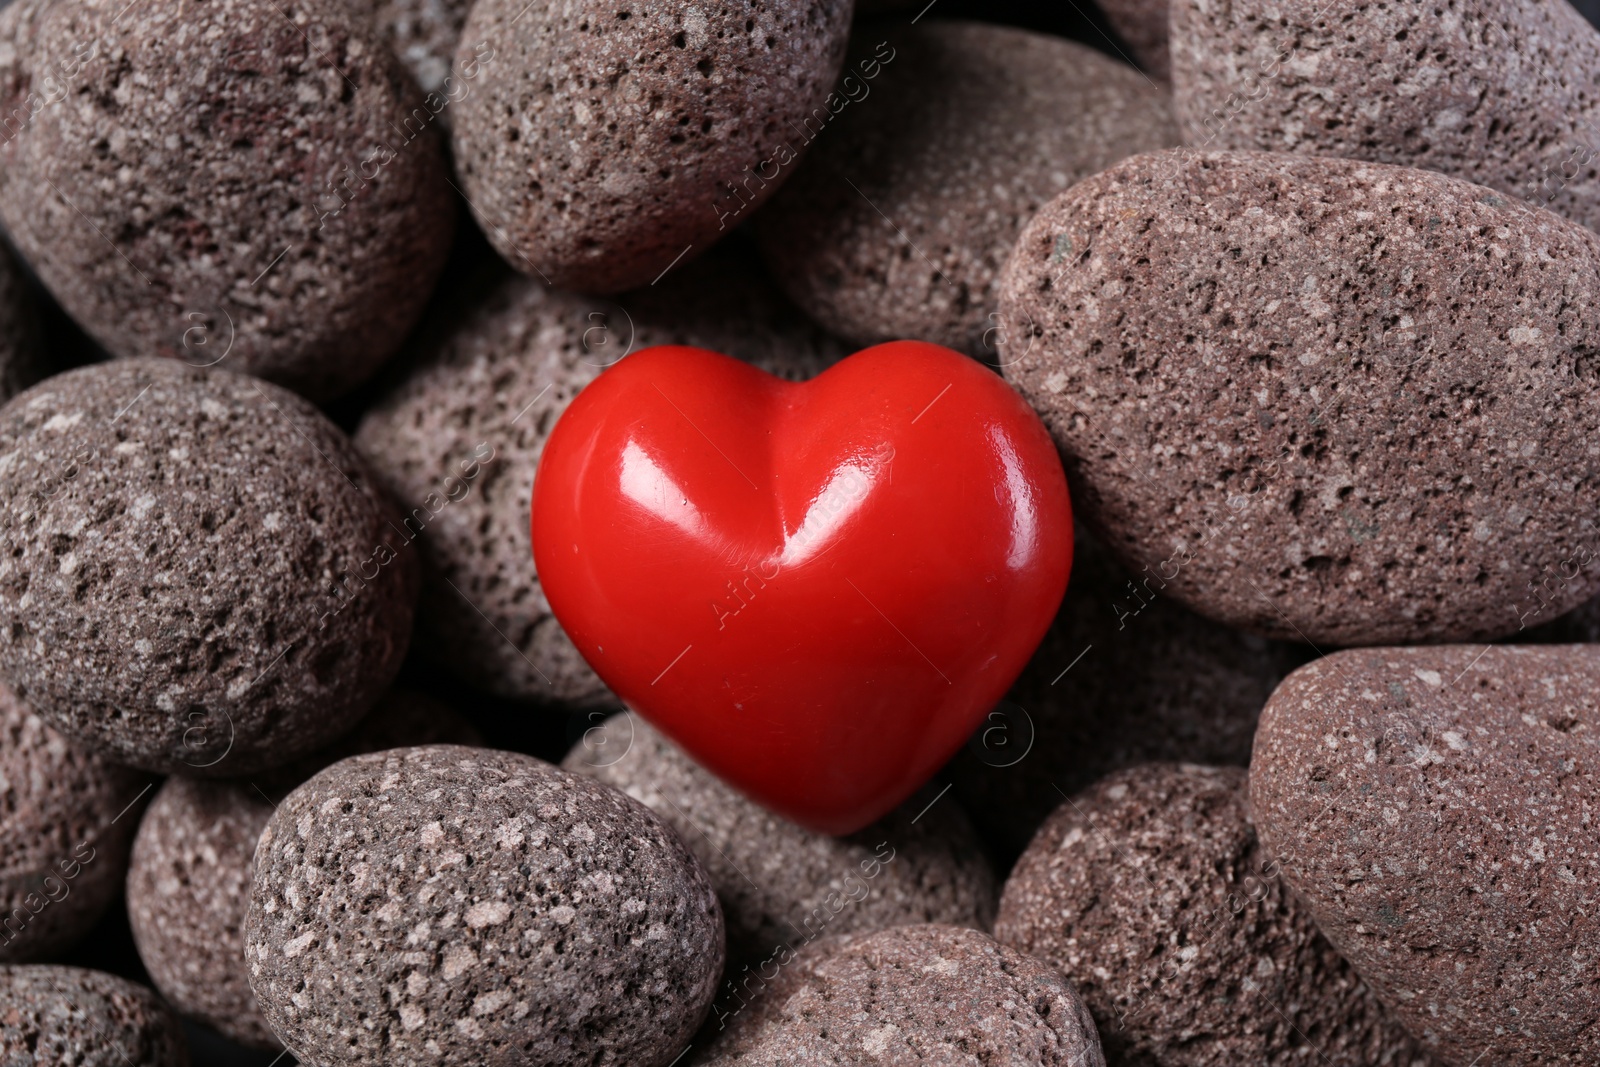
[[246, 745, 724, 1066]]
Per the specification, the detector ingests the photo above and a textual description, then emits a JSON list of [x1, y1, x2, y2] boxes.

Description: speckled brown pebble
[[0, 682, 150, 963], [246, 744, 723, 1066], [126, 689, 478, 1049], [1251, 646, 1600, 1066], [1170, 0, 1600, 233], [0, 0, 454, 401], [755, 21, 1176, 357], [354, 246, 843, 705], [563, 712, 995, 967], [950, 528, 1305, 859], [698, 924, 1106, 1066], [449, 0, 851, 292], [0, 965, 188, 1066], [0, 359, 418, 775], [996, 763, 1432, 1067], [998, 149, 1600, 647], [0, 243, 42, 403], [1100, 0, 1169, 80]]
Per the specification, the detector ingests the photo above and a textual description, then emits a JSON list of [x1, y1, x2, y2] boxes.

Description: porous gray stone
[[0, 359, 418, 775], [0, 242, 42, 403], [1251, 645, 1600, 1066], [698, 924, 1106, 1066], [0, 682, 151, 963], [996, 763, 1432, 1067], [449, 0, 852, 291], [949, 527, 1305, 859], [354, 245, 843, 705], [125, 689, 478, 1048], [755, 21, 1176, 357], [0, 965, 189, 1066], [998, 149, 1600, 647], [1170, 0, 1600, 234], [563, 712, 995, 968], [0, 0, 455, 400], [246, 745, 724, 1067]]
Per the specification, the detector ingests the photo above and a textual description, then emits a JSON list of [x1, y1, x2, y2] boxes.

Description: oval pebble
[[699, 924, 1106, 1066], [0, 360, 418, 775], [950, 527, 1304, 859], [449, 0, 851, 291], [755, 20, 1176, 357], [998, 148, 1600, 646], [996, 763, 1432, 1067], [563, 712, 996, 969], [125, 689, 478, 1048], [1170, 0, 1600, 233], [1251, 645, 1600, 1067], [0, 0, 455, 400], [354, 246, 843, 706], [245, 745, 724, 1067], [0, 682, 151, 963], [0, 965, 188, 1067]]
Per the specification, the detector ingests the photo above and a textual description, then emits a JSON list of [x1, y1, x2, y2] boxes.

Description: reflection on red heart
[[532, 341, 1073, 834]]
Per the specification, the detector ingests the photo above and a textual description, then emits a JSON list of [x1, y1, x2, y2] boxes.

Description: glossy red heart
[[532, 341, 1073, 834]]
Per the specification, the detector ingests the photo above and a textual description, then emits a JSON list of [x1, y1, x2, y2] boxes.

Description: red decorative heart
[[532, 341, 1073, 834]]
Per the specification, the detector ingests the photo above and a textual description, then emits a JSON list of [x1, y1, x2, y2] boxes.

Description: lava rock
[[1170, 0, 1600, 233], [949, 527, 1305, 860], [1099, 0, 1169, 80], [997, 763, 1432, 1067], [0, 682, 151, 963], [998, 149, 1600, 647], [0, 0, 455, 401], [0, 360, 418, 775], [246, 745, 723, 1066], [755, 21, 1176, 357], [354, 245, 843, 706], [0, 242, 42, 403], [698, 923, 1106, 1066], [126, 689, 478, 1048], [1251, 645, 1600, 1066], [563, 712, 996, 967], [0, 965, 189, 1066], [449, 0, 851, 291]]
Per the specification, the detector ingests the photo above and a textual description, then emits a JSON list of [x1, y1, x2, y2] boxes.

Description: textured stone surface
[[0, 682, 150, 962], [1100, 0, 1169, 80], [126, 688, 478, 1048], [563, 712, 995, 966], [698, 923, 1106, 1066], [354, 246, 843, 705], [997, 763, 1431, 1067], [0, 965, 189, 1066], [1251, 646, 1600, 1066], [450, 0, 851, 291], [1170, 0, 1600, 233], [998, 149, 1600, 647], [0, 360, 418, 775], [0, 0, 454, 400], [949, 527, 1305, 859], [345, 0, 471, 98], [0, 242, 42, 403], [246, 745, 723, 1066], [755, 21, 1176, 356]]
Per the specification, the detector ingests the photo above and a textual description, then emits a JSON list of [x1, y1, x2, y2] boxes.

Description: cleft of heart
[[532, 340, 1074, 834]]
